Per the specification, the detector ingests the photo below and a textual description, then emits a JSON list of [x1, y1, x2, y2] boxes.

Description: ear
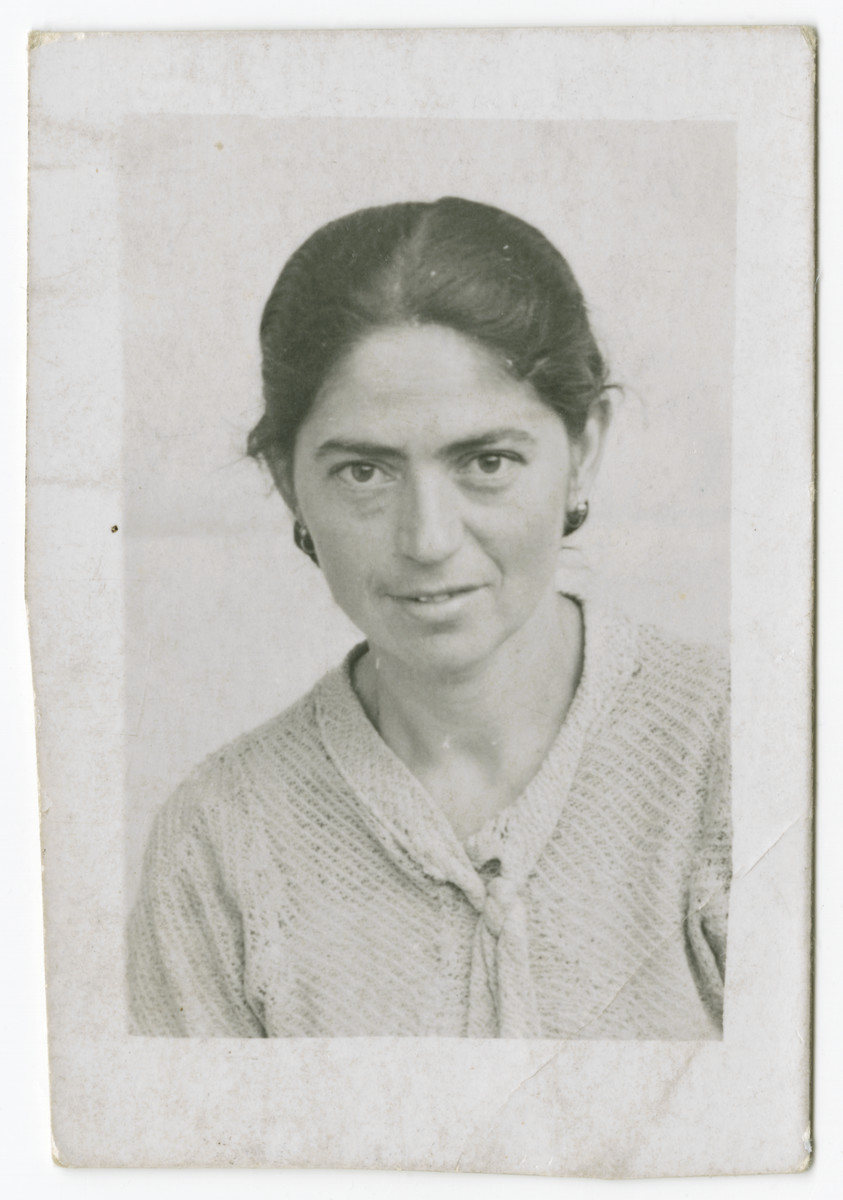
[[569, 399, 612, 503], [267, 454, 298, 514]]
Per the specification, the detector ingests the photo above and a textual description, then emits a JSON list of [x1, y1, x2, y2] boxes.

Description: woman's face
[[288, 323, 603, 677]]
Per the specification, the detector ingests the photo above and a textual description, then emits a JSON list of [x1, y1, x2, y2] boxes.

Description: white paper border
[[23, 16, 816, 1180]]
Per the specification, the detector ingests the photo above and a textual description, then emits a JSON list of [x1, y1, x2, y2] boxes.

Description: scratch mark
[[456, 880, 730, 1167], [130, 640, 153, 739], [454, 1048, 565, 1171], [570, 878, 725, 1040], [734, 816, 805, 881]]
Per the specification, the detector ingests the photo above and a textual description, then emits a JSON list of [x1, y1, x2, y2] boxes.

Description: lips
[[393, 585, 480, 604]]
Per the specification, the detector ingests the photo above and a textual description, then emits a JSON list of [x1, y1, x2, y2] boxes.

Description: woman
[[127, 197, 730, 1039]]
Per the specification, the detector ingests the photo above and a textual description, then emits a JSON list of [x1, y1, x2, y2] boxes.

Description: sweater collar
[[314, 596, 639, 907]]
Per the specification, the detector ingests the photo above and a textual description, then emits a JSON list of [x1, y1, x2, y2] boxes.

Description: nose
[[395, 471, 463, 564]]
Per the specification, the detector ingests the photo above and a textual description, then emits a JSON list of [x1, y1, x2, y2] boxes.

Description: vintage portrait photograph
[[122, 119, 733, 1042], [25, 26, 814, 1176]]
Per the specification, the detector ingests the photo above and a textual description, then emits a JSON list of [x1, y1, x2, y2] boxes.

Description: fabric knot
[[469, 875, 541, 1037], [482, 875, 520, 937]]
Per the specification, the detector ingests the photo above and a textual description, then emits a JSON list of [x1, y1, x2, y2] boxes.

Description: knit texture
[[127, 601, 731, 1038]]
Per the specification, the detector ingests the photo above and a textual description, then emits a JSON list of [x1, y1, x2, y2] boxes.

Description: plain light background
[[121, 116, 734, 896], [6, 1, 841, 1197]]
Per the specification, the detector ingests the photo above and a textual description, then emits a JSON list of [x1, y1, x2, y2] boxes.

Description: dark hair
[[248, 197, 612, 476]]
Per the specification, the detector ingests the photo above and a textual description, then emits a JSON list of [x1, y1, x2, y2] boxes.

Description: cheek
[[309, 519, 389, 612], [501, 478, 568, 557], [508, 516, 565, 584]]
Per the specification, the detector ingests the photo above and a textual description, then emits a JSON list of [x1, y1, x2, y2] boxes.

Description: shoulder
[[580, 610, 731, 860], [144, 669, 340, 869], [631, 620, 729, 717], [588, 607, 730, 765]]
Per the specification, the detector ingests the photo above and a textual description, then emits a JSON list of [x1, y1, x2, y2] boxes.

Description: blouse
[[127, 600, 731, 1038]]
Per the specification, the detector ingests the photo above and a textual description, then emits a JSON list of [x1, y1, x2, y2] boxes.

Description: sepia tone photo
[[27, 29, 812, 1173], [122, 135, 733, 1041]]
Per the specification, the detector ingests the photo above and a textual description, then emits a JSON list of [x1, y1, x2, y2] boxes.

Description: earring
[[293, 519, 319, 565], [563, 499, 589, 537]]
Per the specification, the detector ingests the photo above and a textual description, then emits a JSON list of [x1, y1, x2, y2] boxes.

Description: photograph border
[[25, 25, 814, 1174]]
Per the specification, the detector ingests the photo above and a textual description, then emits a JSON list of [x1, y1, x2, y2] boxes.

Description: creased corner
[[734, 815, 807, 882]]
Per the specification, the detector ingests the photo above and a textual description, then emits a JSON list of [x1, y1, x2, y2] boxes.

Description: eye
[[474, 453, 505, 474], [462, 451, 523, 482], [334, 461, 392, 486]]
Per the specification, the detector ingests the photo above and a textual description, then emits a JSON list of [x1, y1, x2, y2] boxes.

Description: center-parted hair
[[248, 197, 612, 476]]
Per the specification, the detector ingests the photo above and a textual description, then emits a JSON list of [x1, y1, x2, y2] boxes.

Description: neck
[[356, 591, 584, 770]]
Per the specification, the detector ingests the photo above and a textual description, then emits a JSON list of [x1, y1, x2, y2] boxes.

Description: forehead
[[301, 323, 564, 447]]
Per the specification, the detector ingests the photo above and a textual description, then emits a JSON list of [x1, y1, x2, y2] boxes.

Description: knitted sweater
[[127, 602, 731, 1039]]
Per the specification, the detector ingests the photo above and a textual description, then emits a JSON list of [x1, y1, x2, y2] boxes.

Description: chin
[[347, 585, 549, 674], [381, 620, 511, 676]]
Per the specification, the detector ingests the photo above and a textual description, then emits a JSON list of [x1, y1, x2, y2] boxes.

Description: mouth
[[386, 584, 489, 618], [392, 585, 481, 605]]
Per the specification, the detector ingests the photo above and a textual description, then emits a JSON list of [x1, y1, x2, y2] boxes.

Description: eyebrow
[[313, 428, 538, 461]]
